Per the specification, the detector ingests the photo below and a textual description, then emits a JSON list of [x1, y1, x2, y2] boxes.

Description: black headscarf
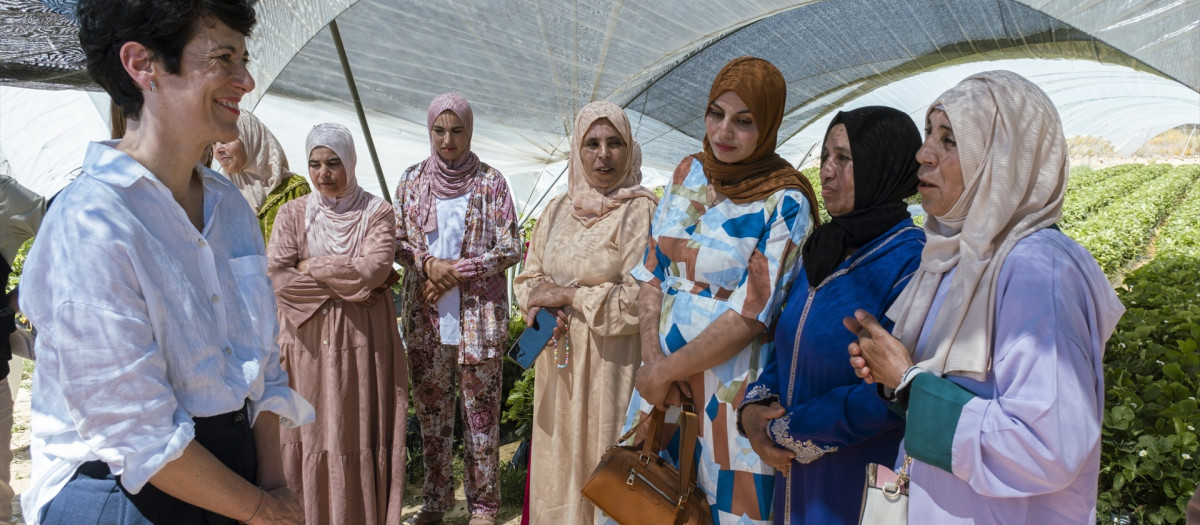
[[801, 106, 921, 287]]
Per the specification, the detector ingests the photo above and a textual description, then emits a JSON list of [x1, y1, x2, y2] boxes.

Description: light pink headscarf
[[568, 101, 657, 226], [417, 92, 483, 232], [303, 123, 382, 257], [886, 71, 1074, 381]]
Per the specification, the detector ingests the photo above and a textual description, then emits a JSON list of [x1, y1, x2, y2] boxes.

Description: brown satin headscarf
[[697, 57, 819, 223]]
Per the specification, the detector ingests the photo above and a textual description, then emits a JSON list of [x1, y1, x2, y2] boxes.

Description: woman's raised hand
[[843, 309, 912, 389]]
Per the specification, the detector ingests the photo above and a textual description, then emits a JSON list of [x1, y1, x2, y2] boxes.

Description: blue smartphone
[[507, 308, 557, 369]]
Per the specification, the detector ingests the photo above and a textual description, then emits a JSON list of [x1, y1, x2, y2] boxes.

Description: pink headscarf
[[568, 101, 657, 226], [417, 92, 483, 232], [303, 123, 382, 257]]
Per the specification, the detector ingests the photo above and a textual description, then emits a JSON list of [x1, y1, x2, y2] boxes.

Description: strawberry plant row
[[1062, 164, 1170, 230], [1068, 163, 1142, 192], [1064, 164, 1200, 276], [1097, 165, 1200, 524]]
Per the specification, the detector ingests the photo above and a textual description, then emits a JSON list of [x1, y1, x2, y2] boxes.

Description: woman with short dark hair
[[20, 1, 313, 523]]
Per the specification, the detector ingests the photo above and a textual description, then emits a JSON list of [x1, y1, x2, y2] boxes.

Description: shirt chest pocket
[[228, 255, 277, 351]]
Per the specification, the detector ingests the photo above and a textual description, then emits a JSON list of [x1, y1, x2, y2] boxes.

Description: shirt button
[[211, 294, 220, 303], [322, 340, 329, 345], [198, 239, 207, 248], [224, 346, 233, 355], [321, 309, 328, 315]]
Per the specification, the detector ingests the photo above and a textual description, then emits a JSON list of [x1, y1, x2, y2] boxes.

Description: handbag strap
[[613, 406, 667, 455], [642, 407, 666, 456], [675, 405, 699, 510], [890, 455, 913, 496]]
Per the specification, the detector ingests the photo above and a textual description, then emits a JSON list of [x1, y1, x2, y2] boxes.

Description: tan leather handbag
[[581, 404, 712, 525]]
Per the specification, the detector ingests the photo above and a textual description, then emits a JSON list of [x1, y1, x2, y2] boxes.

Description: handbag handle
[[613, 404, 666, 454], [675, 404, 700, 512], [642, 407, 666, 457]]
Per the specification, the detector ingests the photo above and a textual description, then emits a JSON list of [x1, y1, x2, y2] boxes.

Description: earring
[[149, 80, 157, 92]]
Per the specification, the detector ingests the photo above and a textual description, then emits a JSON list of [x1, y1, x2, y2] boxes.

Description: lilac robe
[[900, 229, 1124, 523]]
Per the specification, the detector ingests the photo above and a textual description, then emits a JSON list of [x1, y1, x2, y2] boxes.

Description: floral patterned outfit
[[613, 156, 813, 525], [394, 160, 522, 517]]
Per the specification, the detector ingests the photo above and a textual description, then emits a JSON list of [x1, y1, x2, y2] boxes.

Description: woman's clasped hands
[[422, 256, 463, 303], [843, 309, 913, 390]]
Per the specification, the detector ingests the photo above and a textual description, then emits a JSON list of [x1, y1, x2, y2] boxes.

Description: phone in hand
[[507, 308, 557, 370]]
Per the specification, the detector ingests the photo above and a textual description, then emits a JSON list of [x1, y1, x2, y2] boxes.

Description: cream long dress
[[513, 193, 655, 524]]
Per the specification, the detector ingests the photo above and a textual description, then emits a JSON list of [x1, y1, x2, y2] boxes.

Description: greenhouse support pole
[[519, 163, 569, 228], [330, 20, 391, 203]]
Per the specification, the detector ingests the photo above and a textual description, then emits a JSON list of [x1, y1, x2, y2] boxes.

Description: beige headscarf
[[303, 123, 383, 257], [568, 101, 657, 226], [885, 70, 1068, 382], [226, 111, 289, 212]]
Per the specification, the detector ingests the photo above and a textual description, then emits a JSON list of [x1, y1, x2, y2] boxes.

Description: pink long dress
[[266, 198, 409, 525]]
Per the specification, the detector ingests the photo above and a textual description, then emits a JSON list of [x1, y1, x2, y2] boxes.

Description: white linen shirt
[[19, 141, 315, 523]]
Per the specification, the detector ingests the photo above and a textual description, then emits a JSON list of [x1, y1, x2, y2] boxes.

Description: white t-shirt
[[424, 192, 472, 345]]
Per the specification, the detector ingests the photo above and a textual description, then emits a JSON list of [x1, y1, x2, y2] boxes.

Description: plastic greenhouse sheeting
[[2, 0, 1198, 213], [261, 0, 1198, 174]]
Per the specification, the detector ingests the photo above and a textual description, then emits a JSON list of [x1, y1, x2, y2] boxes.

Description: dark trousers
[[39, 403, 257, 525]]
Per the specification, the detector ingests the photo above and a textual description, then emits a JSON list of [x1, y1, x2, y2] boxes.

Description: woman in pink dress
[[267, 123, 408, 525]]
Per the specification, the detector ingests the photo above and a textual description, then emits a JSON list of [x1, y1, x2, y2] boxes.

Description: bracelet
[[552, 336, 570, 369], [242, 487, 266, 524], [897, 366, 923, 391]]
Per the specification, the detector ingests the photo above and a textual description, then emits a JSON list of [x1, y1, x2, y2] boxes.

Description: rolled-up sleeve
[[18, 176, 201, 495], [50, 297, 194, 494], [250, 356, 315, 429]]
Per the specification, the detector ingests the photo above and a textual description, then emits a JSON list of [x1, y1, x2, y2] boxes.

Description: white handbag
[[858, 456, 911, 524]]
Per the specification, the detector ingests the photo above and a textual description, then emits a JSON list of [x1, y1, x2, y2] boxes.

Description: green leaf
[[1107, 405, 1136, 430]]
